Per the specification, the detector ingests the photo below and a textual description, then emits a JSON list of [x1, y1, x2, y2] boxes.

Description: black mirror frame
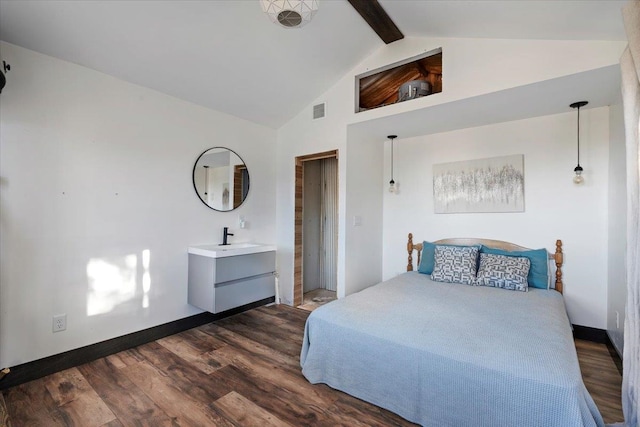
[[192, 147, 250, 212]]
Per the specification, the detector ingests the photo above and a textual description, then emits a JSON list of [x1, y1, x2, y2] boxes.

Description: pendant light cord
[[390, 138, 394, 181], [570, 101, 587, 183], [577, 105, 581, 166], [387, 135, 397, 190]]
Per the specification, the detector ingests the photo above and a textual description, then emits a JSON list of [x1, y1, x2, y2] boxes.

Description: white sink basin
[[188, 243, 276, 258]]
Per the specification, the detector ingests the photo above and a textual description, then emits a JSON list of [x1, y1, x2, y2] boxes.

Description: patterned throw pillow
[[480, 246, 549, 289], [430, 245, 479, 285], [476, 253, 531, 291]]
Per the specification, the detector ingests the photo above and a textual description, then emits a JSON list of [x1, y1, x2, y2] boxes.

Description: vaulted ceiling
[[0, 0, 628, 129]]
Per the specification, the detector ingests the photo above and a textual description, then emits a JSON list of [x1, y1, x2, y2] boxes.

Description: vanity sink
[[188, 243, 276, 258]]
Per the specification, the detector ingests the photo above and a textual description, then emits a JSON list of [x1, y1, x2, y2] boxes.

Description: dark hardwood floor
[[575, 339, 624, 423], [1, 305, 624, 426]]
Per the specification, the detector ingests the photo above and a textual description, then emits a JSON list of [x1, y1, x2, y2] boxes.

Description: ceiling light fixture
[[388, 135, 397, 193], [570, 101, 588, 185], [260, 0, 319, 29]]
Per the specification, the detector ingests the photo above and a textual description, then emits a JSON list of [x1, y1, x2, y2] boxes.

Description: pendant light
[[570, 101, 588, 185], [388, 135, 397, 193]]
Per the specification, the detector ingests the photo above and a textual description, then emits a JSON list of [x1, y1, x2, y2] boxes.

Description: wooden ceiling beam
[[347, 0, 404, 44]]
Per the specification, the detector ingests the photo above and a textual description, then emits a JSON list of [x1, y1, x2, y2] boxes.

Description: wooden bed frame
[[406, 233, 564, 293]]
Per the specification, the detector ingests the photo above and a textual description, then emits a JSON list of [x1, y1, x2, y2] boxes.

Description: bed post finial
[[407, 233, 414, 271], [555, 240, 563, 294]]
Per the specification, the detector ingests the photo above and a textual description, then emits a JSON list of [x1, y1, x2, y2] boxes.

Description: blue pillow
[[417, 241, 437, 274], [479, 246, 549, 289], [418, 241, 480, 275]]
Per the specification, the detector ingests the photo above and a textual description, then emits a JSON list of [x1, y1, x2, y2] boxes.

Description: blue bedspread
[[301, 272, 604, 427]]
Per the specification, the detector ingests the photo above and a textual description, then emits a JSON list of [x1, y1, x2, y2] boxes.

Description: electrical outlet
[[53, 314, 66, 332]]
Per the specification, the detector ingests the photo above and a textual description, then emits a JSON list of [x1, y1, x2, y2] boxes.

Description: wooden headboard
[[406, 233, 564, 293]]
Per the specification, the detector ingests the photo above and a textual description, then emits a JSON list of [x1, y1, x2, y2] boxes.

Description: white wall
[[275, 105, 349, 304], [0, 42, 277, 367], [344, 131, 384, 296], [381, 108, 610, 329], [607, 102, 627, 354], [351, 38, 625, 125], [276, 35, 624, 307]]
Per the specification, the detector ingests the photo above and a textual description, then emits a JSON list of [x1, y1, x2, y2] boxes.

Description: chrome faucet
[[221, 227, 234, 246]]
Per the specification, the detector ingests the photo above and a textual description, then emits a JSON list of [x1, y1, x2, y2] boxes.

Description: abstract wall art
[[433, 154, 524, 213]]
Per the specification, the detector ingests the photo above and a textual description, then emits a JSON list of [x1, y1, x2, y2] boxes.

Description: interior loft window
[[355, 48, 442, 113]]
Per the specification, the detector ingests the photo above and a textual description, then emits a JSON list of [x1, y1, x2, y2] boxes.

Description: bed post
[[407, 233, 415, 271], [554, 240, 563, 294]]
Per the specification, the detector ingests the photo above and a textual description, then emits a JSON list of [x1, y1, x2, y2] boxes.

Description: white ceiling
[[383, 0, 628, 41], [0, 1, 628, 129]]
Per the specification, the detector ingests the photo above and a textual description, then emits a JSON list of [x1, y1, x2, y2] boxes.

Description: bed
[[300, 234, 604, 427]]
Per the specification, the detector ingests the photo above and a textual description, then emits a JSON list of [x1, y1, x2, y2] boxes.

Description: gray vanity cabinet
[[188, 251, 276, 313]]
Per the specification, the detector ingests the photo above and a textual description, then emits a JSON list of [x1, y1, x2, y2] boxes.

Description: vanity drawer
[[214, 274, 275, 313], [214, 251, 275, 283]]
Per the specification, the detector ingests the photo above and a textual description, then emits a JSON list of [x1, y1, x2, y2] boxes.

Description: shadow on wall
[[86, 249, 152, 316]]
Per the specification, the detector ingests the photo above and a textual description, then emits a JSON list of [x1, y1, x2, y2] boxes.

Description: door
[[294, 150, 338, 306]]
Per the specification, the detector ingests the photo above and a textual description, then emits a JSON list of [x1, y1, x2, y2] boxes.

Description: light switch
[[353, 215, 362, 227]]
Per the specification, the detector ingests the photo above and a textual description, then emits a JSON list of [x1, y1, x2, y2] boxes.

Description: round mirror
[[193, 147, 250, 211]]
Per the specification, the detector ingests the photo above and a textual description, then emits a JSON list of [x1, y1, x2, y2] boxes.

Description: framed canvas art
[[433, 154, 524, 213]]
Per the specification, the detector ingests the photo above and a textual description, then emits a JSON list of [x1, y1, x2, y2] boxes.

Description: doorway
[[294, 150, 338, 310]]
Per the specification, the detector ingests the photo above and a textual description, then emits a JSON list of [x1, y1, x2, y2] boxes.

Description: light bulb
[[388, 180, 395, 193], [573, 165, 584, 184]]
